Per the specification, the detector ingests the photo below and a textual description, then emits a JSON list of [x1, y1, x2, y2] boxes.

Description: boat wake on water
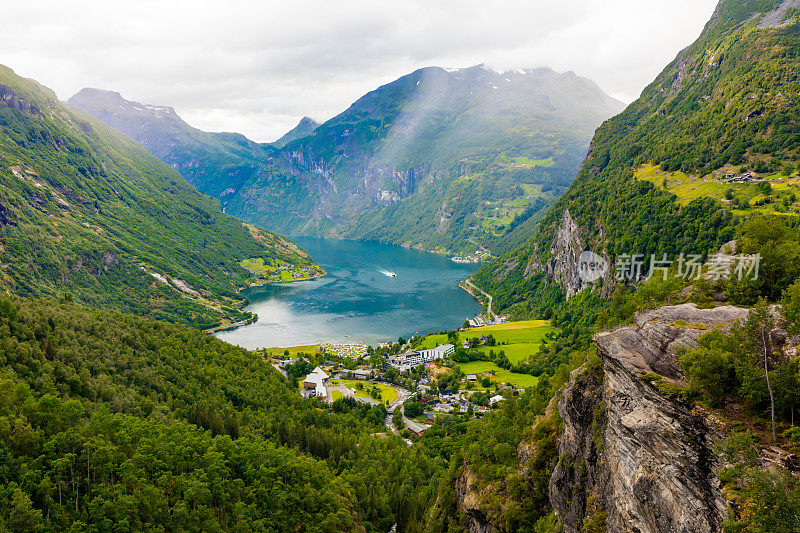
[[378, 268, 397, 278]]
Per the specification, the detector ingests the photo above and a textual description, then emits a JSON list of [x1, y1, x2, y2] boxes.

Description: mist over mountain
[[72, 65, 623, 255], [68, 88, 275, 198]]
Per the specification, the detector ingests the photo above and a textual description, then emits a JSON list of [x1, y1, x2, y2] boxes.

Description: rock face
[[0, 84, 40, 115], [551, 304, 746, 533], [453, 466, 495, 533], [544, 209, 612, 298], [595, 304, 748, 381]]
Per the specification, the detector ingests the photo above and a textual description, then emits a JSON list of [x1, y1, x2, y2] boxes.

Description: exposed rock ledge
[[551, 304, 747, 533]]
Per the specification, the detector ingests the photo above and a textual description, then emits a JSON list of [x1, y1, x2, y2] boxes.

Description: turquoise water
[[215, 238, 481, 349]]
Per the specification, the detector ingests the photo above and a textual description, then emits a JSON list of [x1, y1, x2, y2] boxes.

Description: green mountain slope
[[67, 88, 276, 198], [473, 0, 800, 317], [0, 66, 321, 329], [72, 66, 624, 255], [0, 295, 443, 531]]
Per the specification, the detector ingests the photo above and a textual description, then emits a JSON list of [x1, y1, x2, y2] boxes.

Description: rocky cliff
[[537, 209, 613, 298], [453, 466, 495, 533], [551, 304, 748, 532]]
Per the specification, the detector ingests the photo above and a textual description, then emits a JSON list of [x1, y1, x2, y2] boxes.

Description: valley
[[5, 0, 800, 532]]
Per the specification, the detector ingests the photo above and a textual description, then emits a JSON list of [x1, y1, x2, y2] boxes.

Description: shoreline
[[459, 278, 497, 321], [245, 268, 327, 289], [210, 242, 483, 342], [206, 269, 328, 334]]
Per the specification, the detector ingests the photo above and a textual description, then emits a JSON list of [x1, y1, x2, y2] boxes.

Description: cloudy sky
[[2, 0, 719, 142]]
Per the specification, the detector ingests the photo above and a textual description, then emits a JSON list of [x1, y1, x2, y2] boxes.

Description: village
[[268, 319, 556, 437]]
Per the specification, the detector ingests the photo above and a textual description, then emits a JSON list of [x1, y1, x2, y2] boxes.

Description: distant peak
[[272, 116, 320, 147], [297, 116, 320, 128], [68, 88, 176, 118]]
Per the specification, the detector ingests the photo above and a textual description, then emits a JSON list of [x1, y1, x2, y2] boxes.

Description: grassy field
[[266, 344, 319, 357], [332, 379, 399, 405], [418, 320, 556, 387], [331, 390, 344, 401], [240, 257, 284, 276], [458, 361, 540, 387], [635, 163, 800, 216], [241, 257, 317, 283], [511, 156, 554, 168], [519, 183, 543, 196], [474, 180, 551, 235], [419, 320, 556, 363]]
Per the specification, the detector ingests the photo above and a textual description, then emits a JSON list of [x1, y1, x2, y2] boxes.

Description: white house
[[489, 394, 505, 406], [302, 367, 330, 399]]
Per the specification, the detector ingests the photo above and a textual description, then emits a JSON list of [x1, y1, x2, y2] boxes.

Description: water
[[215, 238, 481, 349]]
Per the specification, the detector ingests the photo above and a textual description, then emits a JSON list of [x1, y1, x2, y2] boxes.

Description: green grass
[[458, 361, 540, 388], [417, 334, 449, 349], [519, 183, 544, 196], [337, 380, 398, 404], [417, 320, 557, 386], [635, 164, 800, 216], [511, 156, 554, 168], [240, 257, 281, 276], [331, 390, 344, 401], [266, 344, 319, 357], [280, 270, 295, 281]]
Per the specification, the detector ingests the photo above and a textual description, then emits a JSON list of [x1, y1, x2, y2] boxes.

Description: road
[[327, 379, 428, 439], [381, 383, 431, 437], [462, 279, 497, 321]]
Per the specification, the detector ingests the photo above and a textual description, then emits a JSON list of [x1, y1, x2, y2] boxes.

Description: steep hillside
[[473, 0, 800, 317], [453, 4, 800, 529], [0, 295, 442, 532], [67, 88, 275, 198], [0, 66, 321, 329], [73, 66, 623, 255]]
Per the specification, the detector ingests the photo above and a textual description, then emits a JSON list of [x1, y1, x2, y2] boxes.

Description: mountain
[[0, 66, 321, 329], [67, 88, 275, 198], [71, 66, 624, 255], [472, 0, 800, 317], [272, 116, 319, 147], [454, 3, 800, 530]]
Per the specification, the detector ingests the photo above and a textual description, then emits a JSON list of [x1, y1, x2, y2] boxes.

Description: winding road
[[462, 279, 497, 321]]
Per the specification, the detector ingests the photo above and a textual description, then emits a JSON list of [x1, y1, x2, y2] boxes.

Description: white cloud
[[1, 0, 718, 141]]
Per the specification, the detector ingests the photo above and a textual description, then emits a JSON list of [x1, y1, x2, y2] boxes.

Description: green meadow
[[419, 320, 557, 388]]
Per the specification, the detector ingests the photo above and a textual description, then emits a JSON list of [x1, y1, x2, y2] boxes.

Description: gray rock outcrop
[[551, 304, 746, 533], [543, 209, 612, 298]]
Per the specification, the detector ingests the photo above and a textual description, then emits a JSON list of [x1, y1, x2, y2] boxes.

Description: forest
[[0, 65, 320, 330]]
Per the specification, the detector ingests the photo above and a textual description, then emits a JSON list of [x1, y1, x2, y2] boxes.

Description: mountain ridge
[[471, 0, 800, 318], [71, 64, 624, 255]]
